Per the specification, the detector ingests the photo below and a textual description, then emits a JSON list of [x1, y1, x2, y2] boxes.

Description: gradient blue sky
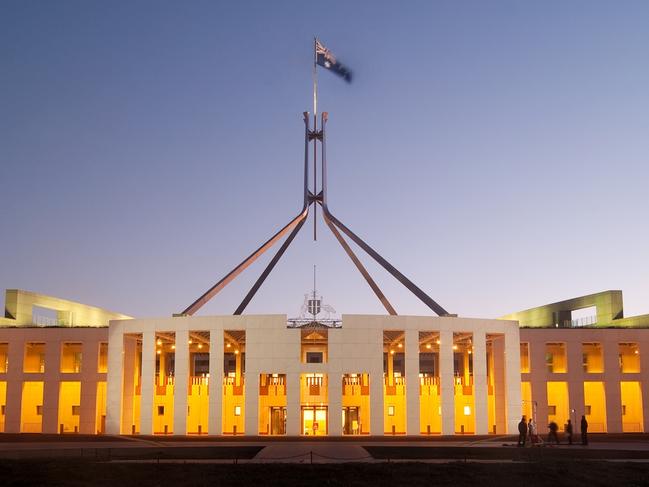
[[2, 1, 648, 319]]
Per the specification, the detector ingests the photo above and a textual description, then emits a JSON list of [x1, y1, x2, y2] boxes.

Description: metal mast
[[178, 42, 449, 318]]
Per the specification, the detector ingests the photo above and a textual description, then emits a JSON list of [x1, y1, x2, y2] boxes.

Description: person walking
[[581, 415, 589, 445], [517, 416, 527, 447], [565, 419, 573, 445], [548, 421, 559, 444]]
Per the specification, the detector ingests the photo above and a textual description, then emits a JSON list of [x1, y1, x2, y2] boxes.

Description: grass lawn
[[1, 459, 649, 487]]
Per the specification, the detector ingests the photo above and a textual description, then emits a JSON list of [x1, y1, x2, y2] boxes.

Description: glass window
[[619, 343, 640, 373], [520, 343, 530, 373], [61, 343, 83, 373], [0, 343, 8, 373], [24, 343, 46, 373], [582, 343, 603, 373], [98, 343, 108, 373], [545, 343, 567, 373], [306, 352, 323, 363]]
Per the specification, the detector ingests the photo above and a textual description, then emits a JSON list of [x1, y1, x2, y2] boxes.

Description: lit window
[[463, 406, 471, 416], [388, 406, 395, 416], [234, 405, 241, 416]]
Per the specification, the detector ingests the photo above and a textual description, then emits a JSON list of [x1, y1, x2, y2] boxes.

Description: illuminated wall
[[621, 381, 643, 432], [0, 381, 6, 432], [342, 373, 370, 435], [583, 381, 606, 432], [58, 381, 81, 433], [521, 381, 532, 420], [21, 381, 43, 433], [300, 373, 328, 435], [96, 382, 107, 434], [258, 374, 287, 435], [547, 381, 569, 427], [383, 338, 406, 435]]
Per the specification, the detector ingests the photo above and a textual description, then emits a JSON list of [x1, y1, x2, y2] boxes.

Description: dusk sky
[[2, 1, 648, 320]]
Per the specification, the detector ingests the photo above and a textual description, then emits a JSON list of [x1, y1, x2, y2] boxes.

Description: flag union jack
[[315, 39, 352, 83]]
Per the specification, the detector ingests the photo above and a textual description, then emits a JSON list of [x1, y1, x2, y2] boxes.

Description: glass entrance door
[[301, 406, 328, 436], [343, 406, 360, 435], [270, 407, 286, 435]]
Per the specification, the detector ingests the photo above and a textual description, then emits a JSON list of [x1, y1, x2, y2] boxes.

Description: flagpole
[[313, 37, 318, 241], [313, 36, 318, 117]]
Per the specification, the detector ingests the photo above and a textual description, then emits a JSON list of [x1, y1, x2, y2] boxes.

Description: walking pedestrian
[[565, 419, 573, 445], [517, 416, 527, 447], [548, 421, 559, 444], [581, 415, 589, 445]]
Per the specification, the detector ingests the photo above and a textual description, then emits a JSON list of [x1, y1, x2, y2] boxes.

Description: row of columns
[[2, 337, 105, 434], [106, 329, 519, 436], [528, 336, 649, 432]]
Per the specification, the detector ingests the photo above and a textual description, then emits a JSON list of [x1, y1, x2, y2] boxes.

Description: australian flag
[[316, 40, 352, 83]]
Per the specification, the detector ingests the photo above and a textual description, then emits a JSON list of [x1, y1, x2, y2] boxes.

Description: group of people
[[517, 415, 589, 447]]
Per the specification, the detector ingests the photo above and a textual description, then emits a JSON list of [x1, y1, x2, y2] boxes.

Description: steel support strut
[[319, 113, 449, 317], [179, 113, 313, 316], [179, 111, 449, 317]]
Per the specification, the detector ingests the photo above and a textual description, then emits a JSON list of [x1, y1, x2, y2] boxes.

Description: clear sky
[[1, 1, 648, 320]]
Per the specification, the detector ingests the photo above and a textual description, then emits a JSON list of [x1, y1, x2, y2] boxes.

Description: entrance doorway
[[270, 407, 286, 435], [301, 406, 328, 436], [343, 406, 360, 435]]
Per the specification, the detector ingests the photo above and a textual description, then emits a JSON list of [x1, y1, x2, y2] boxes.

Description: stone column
[[139, 330, 155, 435], [439, 329, 455, 435], [285, 372, 301, 435], [369, 361, 384, 436], [208, 329, 223, 435], [119, 335, 137, 434], [603, 341, 622, 433], [529, 333, 548, 431], [79, 338, 99, 434], [42, 339, 61, 434], [328, 372, 342, 436], [405, 329, 419, 436], [567, 338, 584, 430], [4, 336, 24, 433], [640, 341, 649, 433], [244, 365, 258, 436], [473, 331, 488, 435], [493, 336, 507, 433], [505, 329, 522, 434], [173, 330, 189, 436]]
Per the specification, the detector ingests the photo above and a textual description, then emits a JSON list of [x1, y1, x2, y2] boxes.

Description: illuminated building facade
[[1, 289, 648, 436]]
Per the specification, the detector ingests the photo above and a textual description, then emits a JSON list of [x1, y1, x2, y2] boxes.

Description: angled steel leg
[[324, 209, 449, 316], [321, 205, 397, 315], [179, 114, 314, 316], [181, 208, 309, 316], [234, 214, 309, 315], [319, 112, 448, 317]]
